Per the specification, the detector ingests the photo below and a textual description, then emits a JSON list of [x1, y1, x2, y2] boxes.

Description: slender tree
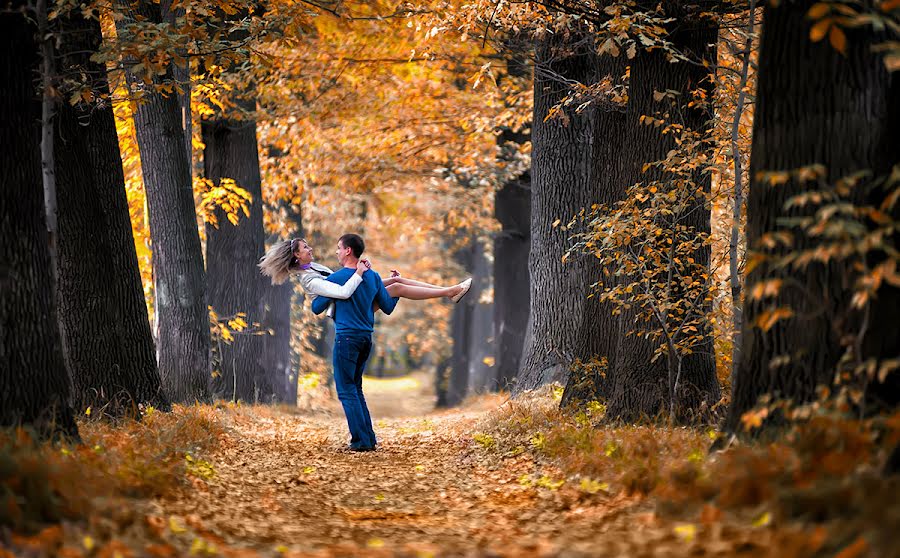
[[517, 27, 626, 392], [52, 8, 168, 416], [115, 0, 211, 403], [727, 0, 900, 432], [0, 5, 77, 438]]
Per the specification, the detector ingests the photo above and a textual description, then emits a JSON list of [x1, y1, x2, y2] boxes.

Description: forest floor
[[156, 380, 719, 558], [4, 374, 899, 557]]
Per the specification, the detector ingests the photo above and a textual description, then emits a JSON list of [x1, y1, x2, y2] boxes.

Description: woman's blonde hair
[[258, 238, 304, 285]]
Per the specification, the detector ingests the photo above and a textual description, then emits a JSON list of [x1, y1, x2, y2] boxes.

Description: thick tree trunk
[[518, 29, 625, 393], [493, 170, 531, 391], [53, 10, 168, 416], [602, 19, 722, 422], [117, 1, 211, 403], [726, 1, 900, 432], [0, 8, 78, 438], [467, 238, 494, 394], [203, 98, 268, 403]]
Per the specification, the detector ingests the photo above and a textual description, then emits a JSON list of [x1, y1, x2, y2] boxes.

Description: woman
[[258, 238, 472, 305]]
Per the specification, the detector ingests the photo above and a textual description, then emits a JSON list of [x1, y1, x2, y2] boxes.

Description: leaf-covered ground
[[142, 379, 817, 557], [4, 376, 898, 557]]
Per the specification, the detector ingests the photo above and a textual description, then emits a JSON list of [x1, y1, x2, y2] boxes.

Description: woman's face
[[294, 240, 314, 265]]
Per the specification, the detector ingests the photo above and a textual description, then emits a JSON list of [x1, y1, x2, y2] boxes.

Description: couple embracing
[[259, 233, 471, 452]]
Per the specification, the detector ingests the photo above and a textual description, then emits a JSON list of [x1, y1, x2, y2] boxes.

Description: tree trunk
[[447, 242, 474, 406], [203, 98, 269, 403], [116, 1, 211, 403], [603, 19, 722, 422], [726, 1, 900, 432], [261, 279, 294, 403], [435, 357, 451, 408], [160, 0, 191, 169], [0, 7, 78, 438], [493, 169, 531, 391], [467, 238, 494, 394], [518, 28, 626, 393], [53, 10, 168, 416]]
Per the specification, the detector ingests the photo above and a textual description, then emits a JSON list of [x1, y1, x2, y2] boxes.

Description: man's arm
[[310, 269, 350, 314], [311, 294, 332, 315], [370, 271, 399, 315]]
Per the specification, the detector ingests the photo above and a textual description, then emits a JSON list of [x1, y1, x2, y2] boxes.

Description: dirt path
[[156, 378, 770, 557]]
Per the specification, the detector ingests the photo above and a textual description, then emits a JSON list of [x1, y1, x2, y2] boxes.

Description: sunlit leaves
[[196, 177, 252, 228]]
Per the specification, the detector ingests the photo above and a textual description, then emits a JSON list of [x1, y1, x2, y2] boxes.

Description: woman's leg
[[382, 276, 446, 289], [386, 282, 463, 300]]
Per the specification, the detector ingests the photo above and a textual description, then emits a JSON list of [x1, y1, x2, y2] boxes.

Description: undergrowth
[[0, 404, 225, 557], [471, 384, 900, 557]]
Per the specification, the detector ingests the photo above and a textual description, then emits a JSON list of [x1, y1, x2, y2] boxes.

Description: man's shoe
[[451, 278, 472, 303], [349, 445, 375, 452]]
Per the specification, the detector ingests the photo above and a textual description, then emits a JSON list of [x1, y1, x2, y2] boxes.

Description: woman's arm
[[301, 260, 370, 300], [303, 272, 363, 300]]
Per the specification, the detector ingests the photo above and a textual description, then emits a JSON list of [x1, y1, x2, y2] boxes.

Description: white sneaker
[[451, 278, 473, 303]]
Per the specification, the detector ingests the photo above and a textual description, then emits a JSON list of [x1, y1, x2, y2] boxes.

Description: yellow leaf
[[83, 536, 95, 550], [753, 511, 771, 527], [169, 516, 187, 534], [85, 406, 91, 416], [482, 356, 495, 366], [674, 524, 696, 541]]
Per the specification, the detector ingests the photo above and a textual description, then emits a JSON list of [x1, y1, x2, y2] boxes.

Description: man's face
[[336, 240, 351, 265]]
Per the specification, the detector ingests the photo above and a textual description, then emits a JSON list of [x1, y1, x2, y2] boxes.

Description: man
[[311, 233, 398, 451]]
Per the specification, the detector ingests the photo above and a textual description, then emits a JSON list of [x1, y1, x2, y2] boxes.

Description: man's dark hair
[[339, 233, 365, 259]]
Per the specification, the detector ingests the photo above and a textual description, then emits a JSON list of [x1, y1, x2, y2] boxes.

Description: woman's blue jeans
[[333, 332, 376, 449]]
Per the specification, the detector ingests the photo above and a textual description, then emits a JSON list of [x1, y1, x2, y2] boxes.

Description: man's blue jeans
[[333, 332, 376, 449]]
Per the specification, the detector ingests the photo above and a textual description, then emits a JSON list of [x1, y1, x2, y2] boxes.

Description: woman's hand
[[356, 259, 371, 276], [390, 269, 400, 278]]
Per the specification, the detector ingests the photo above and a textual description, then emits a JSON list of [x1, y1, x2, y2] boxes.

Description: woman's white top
[[297, 262, 363, 318]]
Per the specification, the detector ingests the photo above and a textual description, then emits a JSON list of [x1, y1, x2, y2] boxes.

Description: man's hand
[[390, 269, 400, 278]]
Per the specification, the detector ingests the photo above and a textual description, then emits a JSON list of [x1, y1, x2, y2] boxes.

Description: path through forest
[[155, 377, 776, 557]]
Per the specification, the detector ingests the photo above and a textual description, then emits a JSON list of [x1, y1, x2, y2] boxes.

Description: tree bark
[[726, 1, 900, 432], [728, 0, 756, 392], [518, 28, 626, 393], [467, 238, 494, 394], [447, 241, 474, 406], [493, 167, 531, 391], [0, 7, 78, 438], [53, 10, 168, 416], [261, 264, 295, 404], [602, 18, 722, 422], [160, 0, 191, 169], [203, 98, 269, 403], [116, 1, 211, 403]]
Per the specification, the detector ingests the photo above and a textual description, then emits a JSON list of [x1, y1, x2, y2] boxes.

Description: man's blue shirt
[[310, 267, 398, 334]]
